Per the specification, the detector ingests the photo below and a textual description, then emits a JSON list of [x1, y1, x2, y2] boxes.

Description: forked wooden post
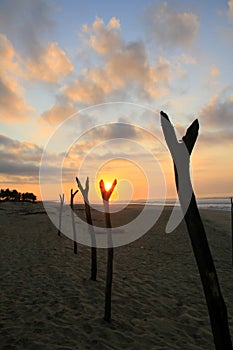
[[76, 177, 97, 281], [161, 111, 232, 350], [99, 179, 117, 323], [58, 193, 64, 236], [231, 197, 233, 266], [70, 188, 79, 254]]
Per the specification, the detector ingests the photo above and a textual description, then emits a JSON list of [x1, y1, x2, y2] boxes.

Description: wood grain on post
[[161, 111, 232, 350]]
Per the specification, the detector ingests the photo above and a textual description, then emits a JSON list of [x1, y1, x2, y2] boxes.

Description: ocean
[[48, 197, 233, 212], [132, 197, 233, 212]]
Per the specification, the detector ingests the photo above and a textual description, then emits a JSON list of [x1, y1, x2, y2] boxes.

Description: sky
[[0, 0, 233, 203]]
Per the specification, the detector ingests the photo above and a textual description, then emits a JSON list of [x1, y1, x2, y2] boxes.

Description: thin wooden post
[[70, 188, 79, 254], [76, 177, 97, 281], [161, 111, 232, 350], [99, 179, 117, 323], [231, 197, 233, 266], [58, 194, 64, 236]]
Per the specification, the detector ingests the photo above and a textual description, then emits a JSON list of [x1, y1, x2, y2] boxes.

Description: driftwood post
[[58, 193, 64, 236], [99, 179, 117, 323], [231, 198, 233, 266], [70, 188, 79, 254], [161, 111, 232, 350], [76, 177, 97, 281]]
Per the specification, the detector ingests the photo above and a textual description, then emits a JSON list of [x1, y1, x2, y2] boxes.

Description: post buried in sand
[[58, 193, 64, 236], [161, 110, 232, 350], [231, 197, 233, 266], [99, 178, 117, 322], [70, 188, 79, 254], [76, 176, 97, 281]]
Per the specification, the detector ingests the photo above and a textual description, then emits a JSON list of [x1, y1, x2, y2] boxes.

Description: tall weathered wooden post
[[231, 197, 233, 266], [70, 188, 79, 254], [161, 111, 232, 350], [99, 179, 117, 323], [76, 177, 97, 281], [58, 193, 64, 236]]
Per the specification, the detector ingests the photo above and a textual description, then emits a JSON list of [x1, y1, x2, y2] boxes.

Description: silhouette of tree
[[0, 188, 36, 202]]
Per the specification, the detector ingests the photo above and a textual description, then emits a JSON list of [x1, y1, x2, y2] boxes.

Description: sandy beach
[[0, 201, 233, 349]]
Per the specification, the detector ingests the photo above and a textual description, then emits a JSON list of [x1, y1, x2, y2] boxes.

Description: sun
[[105, 182, 112, 191]]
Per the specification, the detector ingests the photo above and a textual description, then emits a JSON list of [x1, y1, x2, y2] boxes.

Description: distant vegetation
[[0, 188, 37, 203]]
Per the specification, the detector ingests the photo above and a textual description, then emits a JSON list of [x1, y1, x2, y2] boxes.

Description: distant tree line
[[0, 188, 37, 203]]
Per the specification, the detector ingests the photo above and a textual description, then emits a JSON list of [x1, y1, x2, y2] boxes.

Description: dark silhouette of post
[[161, 111, 232, 350], [231, 197, 233, 266], [70, 188, 79, 254], [99, 179, 117, 323], [76, 176, 97, 281], [58, 193, 64, 236]]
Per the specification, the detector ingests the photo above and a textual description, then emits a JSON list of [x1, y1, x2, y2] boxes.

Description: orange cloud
[[210, 65, 220, 78], [26, 42, 74, 83], [0, 34, 35, 122], [41, 100, 76, 125], [62, 30, 171, 105], [82, 16, 123, 55], [228, 0, 233, 19], [63, 78, 104, 104]]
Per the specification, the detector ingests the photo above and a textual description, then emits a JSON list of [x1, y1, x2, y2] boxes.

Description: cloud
[[63, 77, 105, 104], [0, 134, 42, 181], [210, 65, 220, 78], [41, 98, 76, 125], [82, 16, 123, 56], [198, 93, 233, 141], [0, 1, 72, 84], [83, 122, 138, 141], [198, 129, 233, 145], [0, 133, 76, 184], [26, 42, 74, 83], [66, 123, 139, 158], [0, 33, 72, 123], [65, 121, 163, 168], [0, 78, 34, 122], [0, 0, 55, 58], [145, 2, 200, 49], [175, 54, 196, 65], [0, 34, 35, 122], [228, 0, 233, 19], [0, 134, 43, 162], [63, 24, 171, 105]]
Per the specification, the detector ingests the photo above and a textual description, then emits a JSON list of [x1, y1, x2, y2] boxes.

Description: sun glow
[[105, 182, 112, 191]]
